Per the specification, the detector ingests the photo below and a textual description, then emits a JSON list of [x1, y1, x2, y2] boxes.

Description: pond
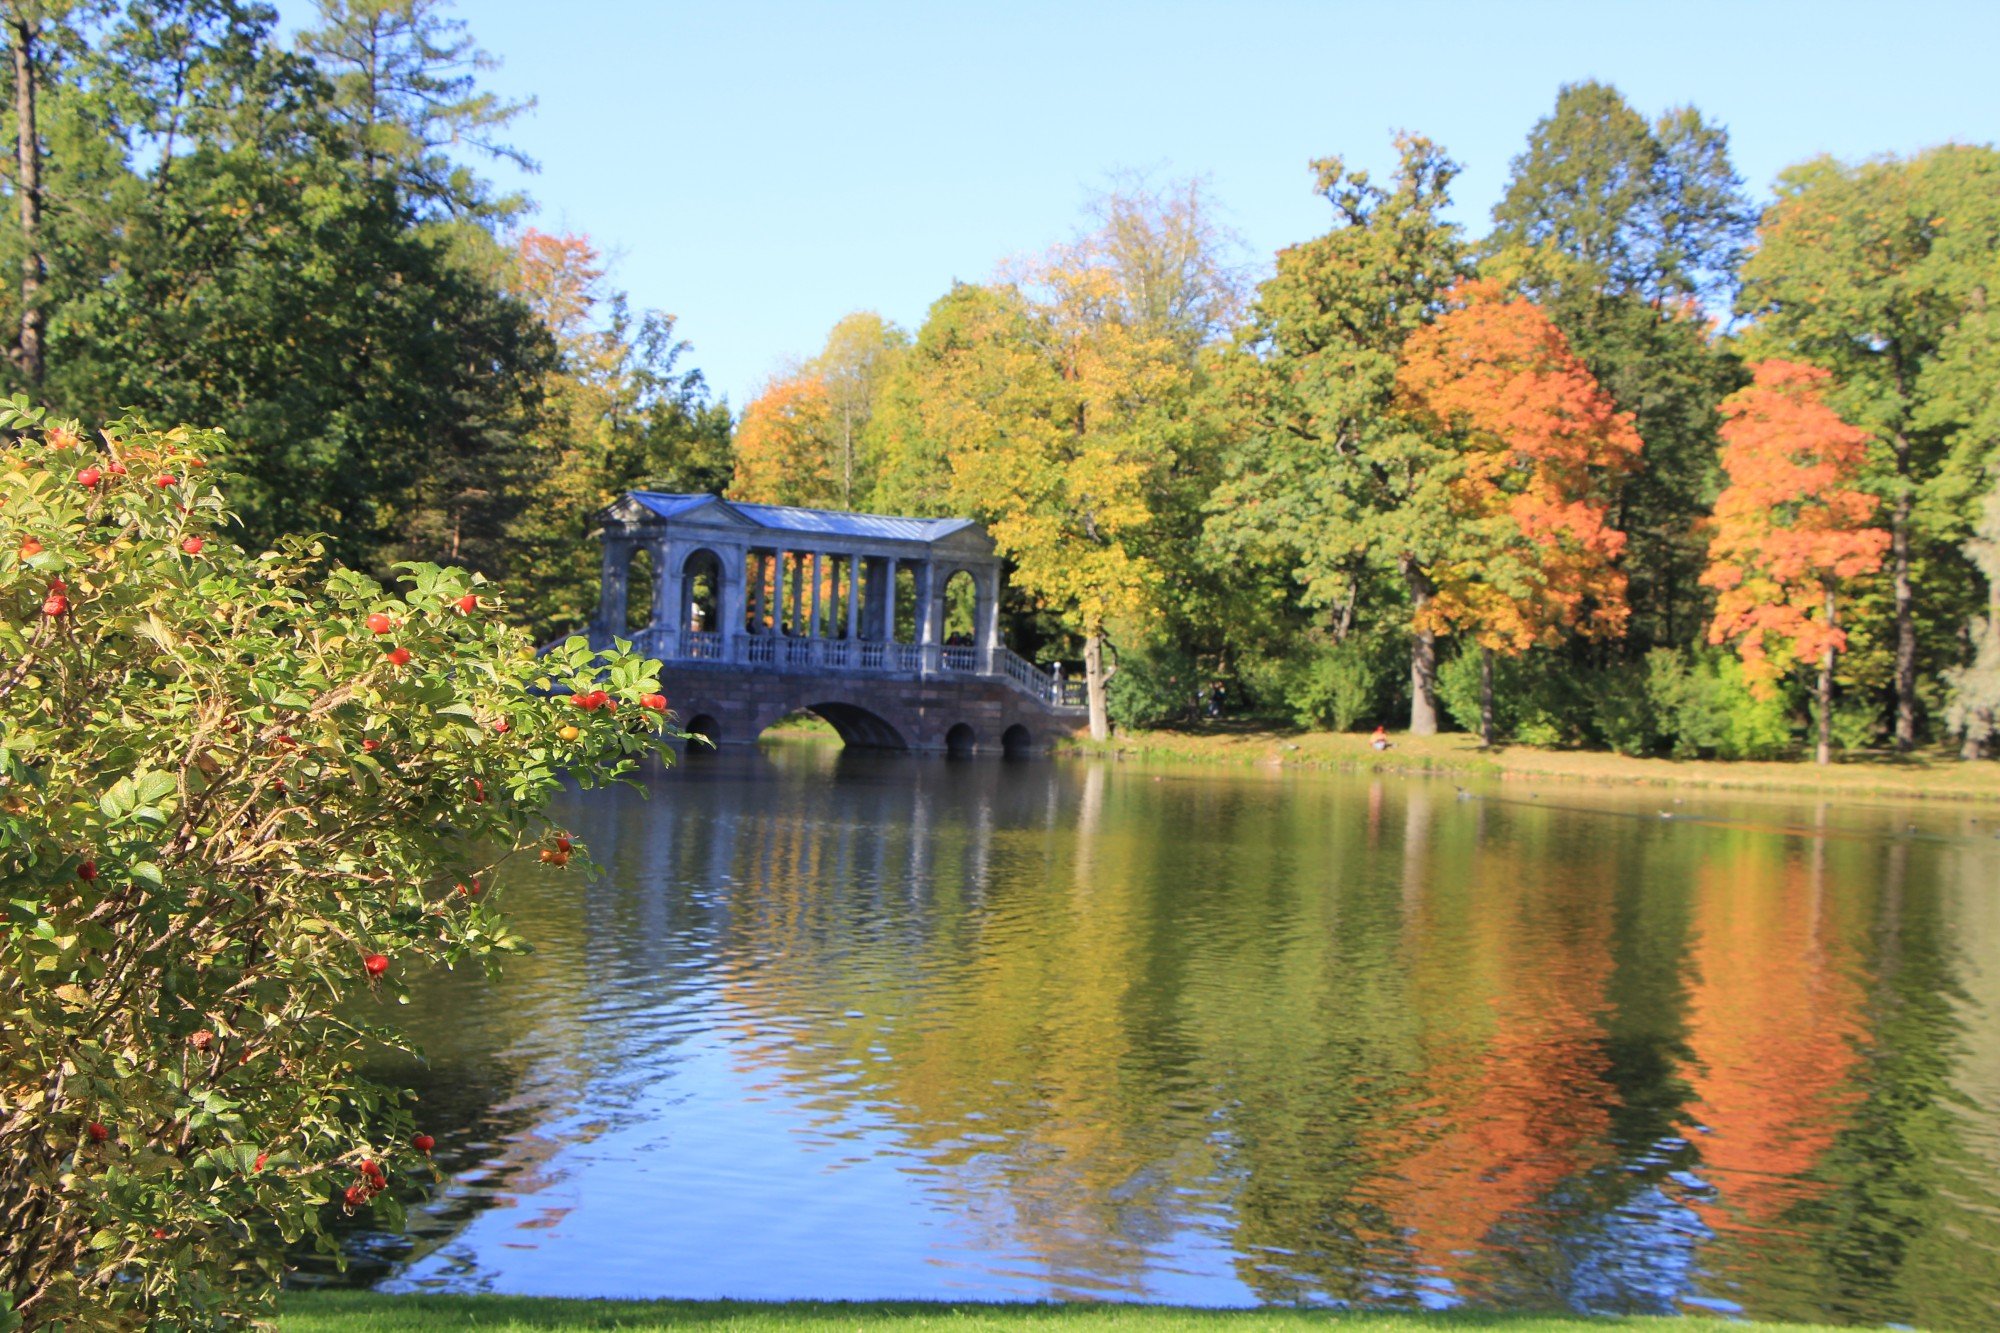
[[341, 744, 2000, 1329]]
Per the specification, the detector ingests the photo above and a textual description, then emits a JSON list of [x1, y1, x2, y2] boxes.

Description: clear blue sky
[[277, 1, 1999, 410]]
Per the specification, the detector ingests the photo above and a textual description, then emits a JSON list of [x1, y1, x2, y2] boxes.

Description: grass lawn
[[278, 1292, 1867, 1332], [1056, 726, 2000, 805]]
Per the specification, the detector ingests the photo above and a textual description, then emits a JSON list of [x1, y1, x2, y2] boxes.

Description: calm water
[[345, 745, 2000, 1328]]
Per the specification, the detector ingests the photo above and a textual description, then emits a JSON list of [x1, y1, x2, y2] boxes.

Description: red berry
[[77, 466, 101, 488], [107, 461, 127, 476], [154, 474, 178, 488], [455, 593, 478, 614], [641, 693, 667, 712], [152, 1227, 168, 1239], [365, 612, 393, 635], [254, 1152, 268, 1172], [188, 457, 205, 468], [42, 592, 68, 618], [363, 953, 389, 977], [360, 1159, 385, 1184], [492, 718, 510, 734], [86, 1122, 108, 1143], [571, 692, 595, 710], [470, 778, 485, 804], [556, 836, 572, 853], [412, 1133, 435, 1154], [343, 1183, 366, 1207], [77, 859, 97, 881], [386, 646, 411, 666], [18, 537, 41, 557], [362, 738, 380, 752], [180, 536, 203, 555]]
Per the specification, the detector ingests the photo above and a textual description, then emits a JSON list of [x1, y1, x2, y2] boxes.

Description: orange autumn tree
[[1703, 360, 1889, 764], [1397, 281, 1642, 744], [730, 373, 839, 507]]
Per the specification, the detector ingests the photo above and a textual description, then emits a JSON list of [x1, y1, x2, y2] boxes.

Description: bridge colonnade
[[593, 507, 1004, 679], [583, 493, 1085, 750]]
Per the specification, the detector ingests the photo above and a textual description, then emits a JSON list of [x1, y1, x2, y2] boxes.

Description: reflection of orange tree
[[1684, 838, 1864, 1221], [1679, 832, 1867, 1308], [1375, 797, 1618, 1302]]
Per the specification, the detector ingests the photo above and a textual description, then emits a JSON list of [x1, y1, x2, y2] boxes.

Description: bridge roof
[[626, 492, 980, 544]]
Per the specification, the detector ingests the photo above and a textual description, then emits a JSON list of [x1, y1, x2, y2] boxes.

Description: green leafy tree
[[1738, 144, 2000, 748], [1484, 80, 1753, 653], [1207, 135, 1468, 733], [0, 404, 674, 1327], [1945, 476, 2000, 758], [295, 0, 531, 218]]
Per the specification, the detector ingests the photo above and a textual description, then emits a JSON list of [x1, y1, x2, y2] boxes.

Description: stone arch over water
[[794, 701, 908, 750]]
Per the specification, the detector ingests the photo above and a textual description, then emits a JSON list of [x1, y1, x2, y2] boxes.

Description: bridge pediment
[[602, 493, 760, 532]]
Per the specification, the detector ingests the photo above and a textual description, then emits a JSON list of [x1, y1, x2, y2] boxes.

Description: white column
[[977, 567, 1002, 673], [882, 556, 899, 643], [916, 561, 939, 674], [788, 550, 804, 635], [845, 554, 861, 640], [596, 538, 628, 642], [718, 543, 745, 657], [809, 552, 823, 637]]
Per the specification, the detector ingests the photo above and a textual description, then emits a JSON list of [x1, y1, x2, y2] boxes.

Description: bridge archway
[[683, 712, 721, 752], [941, 569, 978, 645], [945, 722, 976, 757], [797, 701, 907, 750], [680, 548, 722, 633], [1002, 724, 1033, 758]]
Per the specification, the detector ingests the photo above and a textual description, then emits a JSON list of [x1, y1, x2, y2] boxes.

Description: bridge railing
[[603, 626, 1087, 711]]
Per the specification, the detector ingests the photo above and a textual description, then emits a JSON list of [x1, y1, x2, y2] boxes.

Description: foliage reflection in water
[[343, 746, 2000, 1328]]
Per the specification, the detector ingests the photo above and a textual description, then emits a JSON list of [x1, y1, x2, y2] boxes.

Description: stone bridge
[[585, 491, 1089, 754]]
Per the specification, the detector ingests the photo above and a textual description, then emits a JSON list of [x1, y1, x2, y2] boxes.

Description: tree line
[[5, 5, 1995, 763], [729, 88, 2000, 760]]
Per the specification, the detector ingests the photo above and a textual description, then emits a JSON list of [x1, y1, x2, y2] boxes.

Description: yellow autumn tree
[[730, 373, 839, 507], [873, 265, 1189, 739]]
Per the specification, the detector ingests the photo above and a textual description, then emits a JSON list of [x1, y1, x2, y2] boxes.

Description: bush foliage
[[0, 406, 672, 1328]]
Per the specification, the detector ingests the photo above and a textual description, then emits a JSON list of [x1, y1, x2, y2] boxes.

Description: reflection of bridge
[[587, 492, 1089, 753]]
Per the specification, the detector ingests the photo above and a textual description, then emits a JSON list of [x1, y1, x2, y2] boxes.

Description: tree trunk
[[1891, 433, 1917, 750], [1404, 560, 1439, 736], [1084, 630, 1110, 742], [1479, 645, 1496, 748], [1817, 587, 1838, 766], [10, 13, 45, 389]]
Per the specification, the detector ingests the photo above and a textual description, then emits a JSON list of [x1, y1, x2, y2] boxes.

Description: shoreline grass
[[1053, 725, 2000, 805], [277, 1292, 1869, 1332]]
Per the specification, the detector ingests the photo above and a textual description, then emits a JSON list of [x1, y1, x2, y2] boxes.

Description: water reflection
[[352, 746, 2000, 1328]]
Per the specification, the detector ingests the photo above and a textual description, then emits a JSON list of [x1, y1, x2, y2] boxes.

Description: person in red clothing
[[1371, 724, 1391, 751]]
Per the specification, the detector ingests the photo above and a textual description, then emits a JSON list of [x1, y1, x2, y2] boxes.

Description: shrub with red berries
[[0, 404, 680, 1327]]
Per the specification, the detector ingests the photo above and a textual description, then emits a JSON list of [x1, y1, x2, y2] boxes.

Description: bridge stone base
[[655, 661, 1088, 755]]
